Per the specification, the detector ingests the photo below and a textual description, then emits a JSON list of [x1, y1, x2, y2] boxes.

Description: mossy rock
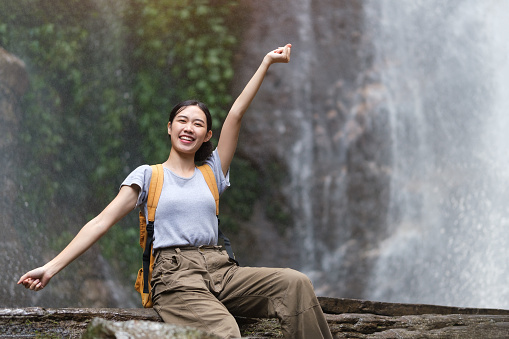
[[82, 318, 221, 339]]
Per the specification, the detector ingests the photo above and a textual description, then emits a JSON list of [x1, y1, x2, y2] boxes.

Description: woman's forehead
[[176, 105, 207, 119]]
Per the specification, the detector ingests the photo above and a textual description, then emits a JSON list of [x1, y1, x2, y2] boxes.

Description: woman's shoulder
[[203, 148, 230, 193], [203, 149, 221, 172], [120, 164, 154, 207], [133, 164, 152, 172], [122, 164, 153, 187], [127, 164, 153, 177]]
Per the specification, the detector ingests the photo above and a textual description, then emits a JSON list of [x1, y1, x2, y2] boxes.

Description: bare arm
[[217, 44, 291, 175], [17, 185, 139, 291]]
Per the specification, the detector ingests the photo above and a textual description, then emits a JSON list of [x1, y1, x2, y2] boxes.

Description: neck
[[162, 149, 196, 176]]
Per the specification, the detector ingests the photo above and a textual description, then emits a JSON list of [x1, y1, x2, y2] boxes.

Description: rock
[[327, 313, 509, 338], [320, 297, 509, 338], [82, 317, 221, 339], [0, 307, 160, 338], [0, 47, 29, 97], [318, 297, 509, 316], [1, 298, 509, 338], [233, 1, 394, 299]]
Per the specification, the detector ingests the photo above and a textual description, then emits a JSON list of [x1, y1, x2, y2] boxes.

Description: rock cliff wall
[[232, 0, 390, 299], [230, 0, 509, 309]]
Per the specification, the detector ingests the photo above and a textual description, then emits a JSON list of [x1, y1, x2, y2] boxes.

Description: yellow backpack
[[134, 164, 236, 308]]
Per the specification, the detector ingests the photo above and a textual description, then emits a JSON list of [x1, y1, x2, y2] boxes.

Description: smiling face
[[168, 105, 213, 157]]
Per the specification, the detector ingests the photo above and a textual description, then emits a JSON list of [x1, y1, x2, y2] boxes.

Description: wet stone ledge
[[1, 298, 509, 338]]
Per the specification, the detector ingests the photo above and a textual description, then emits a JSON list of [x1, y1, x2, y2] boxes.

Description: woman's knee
[[277, 269, 320, 314], [279, 268, 314, 290]]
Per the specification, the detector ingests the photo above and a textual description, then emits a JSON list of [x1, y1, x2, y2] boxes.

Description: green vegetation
[[220, 157, 261, 234], [0, 0, 247, 284], [126, 0, 238, 163], [265, 160, 293, 235]]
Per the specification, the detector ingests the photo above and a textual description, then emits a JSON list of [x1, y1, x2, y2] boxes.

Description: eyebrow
[[176, 113, 205, 124]]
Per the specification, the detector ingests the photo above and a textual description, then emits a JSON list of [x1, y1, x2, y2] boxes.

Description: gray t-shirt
[[121, 149, 230, 249]]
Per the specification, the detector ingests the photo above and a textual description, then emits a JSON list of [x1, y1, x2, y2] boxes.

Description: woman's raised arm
[[17, 185, 139, 291], [217, 44, 291, 175]]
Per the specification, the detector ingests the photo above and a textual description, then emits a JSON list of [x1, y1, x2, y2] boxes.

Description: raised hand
[[217, 43, 293, 175], [265, 43, 292, 64]]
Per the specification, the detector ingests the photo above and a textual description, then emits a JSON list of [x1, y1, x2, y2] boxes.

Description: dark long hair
[[168, 100, 213, 162]]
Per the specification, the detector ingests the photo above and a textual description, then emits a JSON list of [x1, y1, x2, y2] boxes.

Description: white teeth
[[180, 136, 193, 141]]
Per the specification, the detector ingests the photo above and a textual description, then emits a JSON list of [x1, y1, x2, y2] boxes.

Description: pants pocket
[[152, 254, 180, 298]]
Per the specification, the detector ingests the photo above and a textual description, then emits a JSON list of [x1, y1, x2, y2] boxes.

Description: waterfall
[[0, 0, 136, 308], [364, 0, 509, 308], [287, 0, 317, 271], [4, 0, 509, 310]]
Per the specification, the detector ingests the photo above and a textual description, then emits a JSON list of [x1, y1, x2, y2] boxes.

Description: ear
[[204, 130, 213, 142], [167, 121, 172, 135]]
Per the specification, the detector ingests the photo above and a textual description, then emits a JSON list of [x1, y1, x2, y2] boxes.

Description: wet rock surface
[[81, 318, 221, 339], [0, 307, 160, 338], [328, 313, 509, 338], [1, 298, 509, 338]]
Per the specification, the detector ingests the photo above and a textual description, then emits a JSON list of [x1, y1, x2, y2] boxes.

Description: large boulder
[[82, 318, 221, 339]]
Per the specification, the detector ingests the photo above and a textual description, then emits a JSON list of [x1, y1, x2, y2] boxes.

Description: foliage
[[220, 157, 261, 233], [100, 213, 141, 281], [1, 0, 105, 233], [264, 160, 293, 235], [126, 0, 238, 163], [0, 0, 246, 289]]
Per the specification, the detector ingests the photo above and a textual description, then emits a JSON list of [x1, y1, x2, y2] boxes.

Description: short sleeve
[[120, 164, 152, 208], [204, 148, 230, 195]]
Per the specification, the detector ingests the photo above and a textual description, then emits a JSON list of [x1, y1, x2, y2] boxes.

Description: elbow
[[84, 215, 113, 238], [224, 112, 243, 129], [226, 109, 244, 123]]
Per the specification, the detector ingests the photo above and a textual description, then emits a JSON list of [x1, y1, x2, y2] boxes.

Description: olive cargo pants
[[151, 246, 332, 339]]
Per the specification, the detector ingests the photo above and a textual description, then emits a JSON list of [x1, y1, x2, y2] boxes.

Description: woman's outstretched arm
[[217, 44, 291, 175], [17, 185, 139, 291]]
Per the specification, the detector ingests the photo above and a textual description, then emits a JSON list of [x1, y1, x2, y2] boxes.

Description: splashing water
[[364, 0, 509, 308]]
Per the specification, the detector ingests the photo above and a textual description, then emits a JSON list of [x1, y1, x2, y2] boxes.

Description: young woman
[[18, 44, 333, 339]]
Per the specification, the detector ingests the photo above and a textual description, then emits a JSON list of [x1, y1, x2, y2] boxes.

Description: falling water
[[364, 0, 509, 308], [287, 0, 317, 271], [0, 0, 136, 308], [3, 0, 509, 311]]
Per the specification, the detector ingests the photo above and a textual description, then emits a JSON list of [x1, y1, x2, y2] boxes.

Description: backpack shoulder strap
[[147, 164, 164, 223], [197, 164, 238, 265], [140, 164, 164, 298], [198, 164, 219, 216]]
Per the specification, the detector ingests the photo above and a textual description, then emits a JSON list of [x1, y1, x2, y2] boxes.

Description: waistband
[[156, 245, 223, 254]]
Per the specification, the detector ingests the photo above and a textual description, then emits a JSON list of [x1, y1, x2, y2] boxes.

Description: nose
[[183, 122, 193, 133]]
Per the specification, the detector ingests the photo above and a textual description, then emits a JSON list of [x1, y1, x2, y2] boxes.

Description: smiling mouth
[[179, 135, 195, 142]]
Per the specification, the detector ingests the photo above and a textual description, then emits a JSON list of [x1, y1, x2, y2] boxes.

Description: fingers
[[273, 45, 289, 55], [30, 279, 44, 291], [19, 278, 45, 291], [273, 43, 292, 53], [18, 268, 48, 291], [17, 272, 30, 285], [269, 43, 291, 63], [284, 43, 291, 61]]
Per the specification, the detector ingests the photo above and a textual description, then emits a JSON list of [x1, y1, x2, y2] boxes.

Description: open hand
[[17, 266, 52, 291], [266, 43, 291, 64]]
